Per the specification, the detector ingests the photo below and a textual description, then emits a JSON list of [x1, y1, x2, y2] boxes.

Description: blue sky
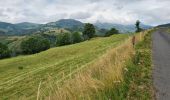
[[0, 0, 170, 25]]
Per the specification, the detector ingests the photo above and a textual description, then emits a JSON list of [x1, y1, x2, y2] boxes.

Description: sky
[[0, 0, 170, 26]]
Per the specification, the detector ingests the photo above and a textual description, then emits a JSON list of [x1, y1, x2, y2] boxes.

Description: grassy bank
[[167, 28, 170, 34], [112, 31, 153, 99]]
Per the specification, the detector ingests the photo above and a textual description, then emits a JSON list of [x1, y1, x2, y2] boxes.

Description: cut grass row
[[0, 34, 129, 99]]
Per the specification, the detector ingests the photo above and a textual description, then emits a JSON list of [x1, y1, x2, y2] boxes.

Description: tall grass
[[38, 30, 151, 100], [125, 30, 153, 99]]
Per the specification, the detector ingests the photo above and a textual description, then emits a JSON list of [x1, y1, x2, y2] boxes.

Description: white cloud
[[0, 0, 170, 25]]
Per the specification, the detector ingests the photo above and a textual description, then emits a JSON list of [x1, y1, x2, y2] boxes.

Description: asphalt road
[[152, 29, 170, 100]]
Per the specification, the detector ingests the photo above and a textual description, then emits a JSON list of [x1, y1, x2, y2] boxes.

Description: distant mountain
[[141, 24, 152, 29], [0, 22, 41, 35], [46, 19, 84, 31], [0, 19, 84, 35], [0, 19, 152, 35], [0, 22, 20, 35], [0, 22, 14, 29], [95, 22, 152, 33], [15, 22, 41, 29]]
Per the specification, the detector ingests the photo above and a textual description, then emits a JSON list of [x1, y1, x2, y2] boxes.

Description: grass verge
[[111, 31, 153, 100]]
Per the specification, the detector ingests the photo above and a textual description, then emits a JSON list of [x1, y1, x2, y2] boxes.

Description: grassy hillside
[[0, 28, 69, 55], [0, 36, 26, 55], [0, 34, 129, 99], [0, 36, 25, 44]]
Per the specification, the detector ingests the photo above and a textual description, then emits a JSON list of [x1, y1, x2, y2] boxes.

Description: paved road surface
[[152, 29, 170, 100]]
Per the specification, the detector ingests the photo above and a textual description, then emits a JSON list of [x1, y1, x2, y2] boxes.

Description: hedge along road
[[152, 28, 170, 100]]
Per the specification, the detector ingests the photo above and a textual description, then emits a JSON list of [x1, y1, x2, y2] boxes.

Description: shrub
[[72, 32, 83, 43], [56, 33, 72, 46], [0, 43, 11, 59], [105, 28, 119, 37], [18, 66, 24, 70], [21, 36, 50, 54]]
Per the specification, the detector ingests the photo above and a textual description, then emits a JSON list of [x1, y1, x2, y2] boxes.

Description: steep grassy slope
[[0, 34, 129, 99]]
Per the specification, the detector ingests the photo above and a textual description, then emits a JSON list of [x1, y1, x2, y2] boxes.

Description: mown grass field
[[0, 34, 129, 99]]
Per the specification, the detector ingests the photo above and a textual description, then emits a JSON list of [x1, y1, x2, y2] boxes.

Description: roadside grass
[[0, 34, 129, 99], [115, 31, 153, 100], [167, 28, 170, 34]]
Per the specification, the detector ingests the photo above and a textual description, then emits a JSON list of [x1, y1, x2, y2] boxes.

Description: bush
[[105, 28, 119, 37], [0, 43, 11, 59], [21, 36, 50, 54], [72, 32, 82, 43], [56, 33, 72, 46], [18, 66, 24, 70]]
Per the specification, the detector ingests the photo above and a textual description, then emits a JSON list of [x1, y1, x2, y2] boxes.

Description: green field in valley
[[0, 34, 129, 99]]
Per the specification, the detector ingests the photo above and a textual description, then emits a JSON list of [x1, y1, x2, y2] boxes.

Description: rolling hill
[[46, 19, 84, 31], [0, 22, 41, 35], [0, 22, 17, 35], [0, 19, 84, 35], [15, 22, 41, 29], [157, 23, 170, 27]]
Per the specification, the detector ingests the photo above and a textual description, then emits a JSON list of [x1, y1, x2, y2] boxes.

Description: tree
[[135, 20, 142, 32], [0, 43, 11, 59], [105, 28, 119, 37], [56, 33, 72, 46], [21, 36, 50, 54], [83, 23, 95, 39], [72, 32, 82, 43]]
